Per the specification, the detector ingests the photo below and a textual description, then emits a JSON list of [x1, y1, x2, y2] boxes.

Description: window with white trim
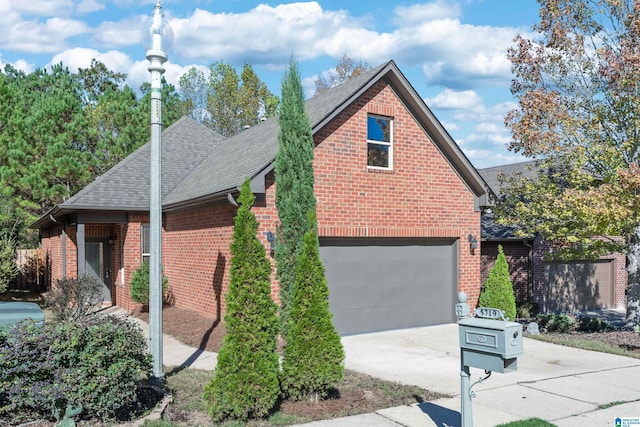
[[141, 224, 150, 264], [367, 115, 393, 169]]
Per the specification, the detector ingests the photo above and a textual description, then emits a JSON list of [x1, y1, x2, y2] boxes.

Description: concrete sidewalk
[[100, 306, 218, 371], [312, 324, 640, 427]]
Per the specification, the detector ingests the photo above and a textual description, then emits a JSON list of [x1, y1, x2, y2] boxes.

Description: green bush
[[46, 275, 104, 322], [0, 233, 18, 293], [535, 313, 576, 333], [204, 180, 280, 421], [130, 262, 168, 305], [578, 316, 612, 332], [479, 245, 516, 320], [516, 301, 540, 319], [280, 212, 344, 401], [0, 316, 152, 423]]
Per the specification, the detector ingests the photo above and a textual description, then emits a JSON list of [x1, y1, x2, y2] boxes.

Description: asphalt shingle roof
[[35, 59, 489, 229], [60, 116, 225, 210]]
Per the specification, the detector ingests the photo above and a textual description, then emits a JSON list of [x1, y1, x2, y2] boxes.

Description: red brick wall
[[481, 241, 532, 302], [162, 205, 236, 320], [311, 81, 482, 303]]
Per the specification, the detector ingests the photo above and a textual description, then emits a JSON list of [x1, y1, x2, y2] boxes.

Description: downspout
[[50, 215, 67, 279]]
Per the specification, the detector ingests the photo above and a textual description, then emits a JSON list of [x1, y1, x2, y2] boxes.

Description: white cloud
[[168, 3, 365, 64], [93, 17, 147, 49], [392, 2, 461, 25], [76, 0, 106, 14], [6, 0, 74, 17], [425, 88, 484, 111], [48, 48, 133, 74], [0, 54, 35, 74], [0, 17, 89, 53]]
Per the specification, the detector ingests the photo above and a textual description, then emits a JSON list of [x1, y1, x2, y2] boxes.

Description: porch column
[[77, 223, 86, 277]]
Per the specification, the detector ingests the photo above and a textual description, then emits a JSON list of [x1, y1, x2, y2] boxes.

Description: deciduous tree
[[314, 54, 370, 95], [204, 61, 278, 136], [500, 0, 640, 326]]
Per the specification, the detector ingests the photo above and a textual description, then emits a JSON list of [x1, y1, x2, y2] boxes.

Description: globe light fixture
[[142, 0, 172, 381]]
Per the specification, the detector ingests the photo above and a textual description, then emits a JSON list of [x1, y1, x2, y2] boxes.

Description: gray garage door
[[544, 260, 614, 312], [319, 238, 457, 336]]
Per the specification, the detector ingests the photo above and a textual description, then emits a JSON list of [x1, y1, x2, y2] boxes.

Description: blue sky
[[0, 0, 542, 169]]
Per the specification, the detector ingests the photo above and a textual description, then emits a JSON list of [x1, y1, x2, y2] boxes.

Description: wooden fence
[[14, 248, 44, 291]]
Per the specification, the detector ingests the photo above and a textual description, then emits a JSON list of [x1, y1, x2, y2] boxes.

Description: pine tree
[[280, 212, 344, 401], [274, 56, 317, 338], [203, 180, 280, 421], [479, 245, 516, 320]]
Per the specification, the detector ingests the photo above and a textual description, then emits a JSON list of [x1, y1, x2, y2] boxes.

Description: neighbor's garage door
[[544, 260, 614, 312], [319, 238, 457, 336]]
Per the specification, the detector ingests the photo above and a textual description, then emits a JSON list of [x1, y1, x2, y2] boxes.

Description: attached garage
[[544, 259, 615, 312], [319, 237, 458, 335]]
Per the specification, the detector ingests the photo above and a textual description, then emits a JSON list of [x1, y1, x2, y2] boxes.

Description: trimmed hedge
[[0, 316, 152, 423]]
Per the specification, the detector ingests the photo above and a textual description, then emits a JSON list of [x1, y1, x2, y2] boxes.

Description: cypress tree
[[479, 244, 517, 320], [280, 212, 344, 401], [274, 56, 316, 337], [203, 179, 280, 421]]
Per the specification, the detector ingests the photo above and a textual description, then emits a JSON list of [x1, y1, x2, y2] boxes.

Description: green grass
[[530, 334, 640, 359], [165, 366, 215, 414], [598, 399, 640, 409], [156, 367, 446, 426], [496, 418, 557, 427]]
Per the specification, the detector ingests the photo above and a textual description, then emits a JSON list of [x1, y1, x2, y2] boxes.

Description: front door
[[85, 240, 112, 303]]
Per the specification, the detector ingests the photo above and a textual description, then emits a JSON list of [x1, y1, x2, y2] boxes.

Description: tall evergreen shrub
[[479, 244, 516, 320], [274, 56, 317, 337], [203, 180, 280, 421], [280, 212, 344, 401]]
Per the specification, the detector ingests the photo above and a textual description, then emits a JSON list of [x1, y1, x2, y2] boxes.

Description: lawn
[[150, 367, 447, 426]]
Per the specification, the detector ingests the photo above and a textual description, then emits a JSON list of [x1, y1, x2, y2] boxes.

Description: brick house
[[478, 161, 627, 313], [33, 60, 491, 335]]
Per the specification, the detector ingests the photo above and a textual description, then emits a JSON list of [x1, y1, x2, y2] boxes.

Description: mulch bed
[[130, 304, 226, 352]]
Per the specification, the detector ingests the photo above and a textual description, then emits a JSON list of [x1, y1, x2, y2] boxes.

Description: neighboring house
[[478, 161, 627, 313], [33, 60, 491, 335]]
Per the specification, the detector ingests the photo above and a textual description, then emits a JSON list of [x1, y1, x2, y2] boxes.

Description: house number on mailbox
[[475, 307, 505, 320]]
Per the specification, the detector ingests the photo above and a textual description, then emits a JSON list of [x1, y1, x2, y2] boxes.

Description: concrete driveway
[[341, 324, 640, 426]]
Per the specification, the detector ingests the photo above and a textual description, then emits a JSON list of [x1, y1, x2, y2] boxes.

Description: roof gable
[[166, 60, 490, 208], [34, 60, 491, 228]]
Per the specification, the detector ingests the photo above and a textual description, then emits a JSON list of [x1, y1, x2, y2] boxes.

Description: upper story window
[[367, 115, 393, 169], [141, 224, 150, 264]]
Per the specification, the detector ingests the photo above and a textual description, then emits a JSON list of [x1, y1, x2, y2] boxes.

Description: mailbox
[[458, 317, 523, 373]]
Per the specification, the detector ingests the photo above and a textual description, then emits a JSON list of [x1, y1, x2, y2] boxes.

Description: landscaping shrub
[[479, 245, 517, 320], [516, 301, 541, 319], [535, 313, 576, 333], [0, 233, 18, 293], [204, 180, 280, 421], [280, 212, 344, 401], [578, 316, 612, 332], [46, 275, 104, 322], [0, 316, 152, 423], [130, 262, 168, 305]]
